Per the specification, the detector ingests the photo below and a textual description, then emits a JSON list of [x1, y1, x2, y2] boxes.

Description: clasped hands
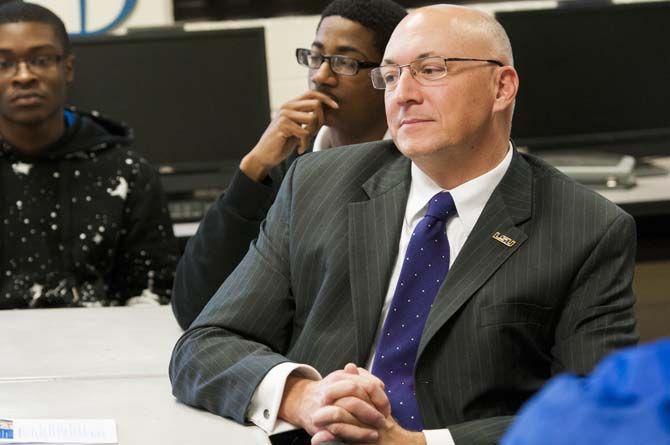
[[279, 363, 425, 445]]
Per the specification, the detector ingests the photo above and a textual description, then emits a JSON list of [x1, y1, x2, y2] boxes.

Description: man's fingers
[[320, 379, 373, 406], [313, 105, 325, 130], [293, 90, 339, 109], [277, 109, 320, 129], [297, 131, 310, 154], [325, 369, 391, 418], [334, 396, 386, 428], [344, 363, 359, 374], [360, 379, 391, 418], [310, 429, 337, 445], [312, 404, 360, 429], [324, 422, 379, 443]]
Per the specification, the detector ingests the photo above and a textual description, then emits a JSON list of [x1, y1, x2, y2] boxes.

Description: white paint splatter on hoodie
[[29, 283, 43, 307], [106, 177, 128, 200], [12, 162, 33, 175]]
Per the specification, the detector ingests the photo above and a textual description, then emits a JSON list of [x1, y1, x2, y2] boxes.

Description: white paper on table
[[0, 419, 117, 444]]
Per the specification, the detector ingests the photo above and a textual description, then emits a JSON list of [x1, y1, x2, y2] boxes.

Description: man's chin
[[395, 135, 440, 158], [4, 108, 54, 126]]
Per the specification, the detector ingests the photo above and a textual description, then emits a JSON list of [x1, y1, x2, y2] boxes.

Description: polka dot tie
[[371, 191, 455, 431]]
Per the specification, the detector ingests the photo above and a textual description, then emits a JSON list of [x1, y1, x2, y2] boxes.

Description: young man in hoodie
[[0, 1, 177, 309]]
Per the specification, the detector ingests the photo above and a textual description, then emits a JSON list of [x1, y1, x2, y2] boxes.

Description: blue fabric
[[502, 339, 670, 445], [63, 109, 75, 128], [371, 191, 455, 431]]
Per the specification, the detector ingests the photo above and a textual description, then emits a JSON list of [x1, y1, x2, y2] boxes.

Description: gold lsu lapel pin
[[492, 232, 517, 247]]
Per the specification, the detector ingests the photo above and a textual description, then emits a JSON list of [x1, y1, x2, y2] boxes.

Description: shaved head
[[391, 5, 513, 66]]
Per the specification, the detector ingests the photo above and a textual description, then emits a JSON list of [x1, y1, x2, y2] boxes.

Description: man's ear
[[65, 53, 75, 83], [492, 66, 518, 113]]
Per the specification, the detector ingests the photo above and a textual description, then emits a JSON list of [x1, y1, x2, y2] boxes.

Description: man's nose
[[392, 66, 421, 105], [12, 61, 38, 83], [310, 60, 337, 86]]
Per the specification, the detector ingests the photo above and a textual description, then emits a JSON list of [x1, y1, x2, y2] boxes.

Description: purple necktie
[[372, 191, 455, 431]]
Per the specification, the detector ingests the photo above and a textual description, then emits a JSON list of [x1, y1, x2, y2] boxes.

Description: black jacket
[[0, 109, 178, 309], [171, 151, 298, 329]]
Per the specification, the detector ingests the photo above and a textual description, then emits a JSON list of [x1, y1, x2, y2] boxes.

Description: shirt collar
[[407, 142, 514, 232], [312, 126, 392, 152]]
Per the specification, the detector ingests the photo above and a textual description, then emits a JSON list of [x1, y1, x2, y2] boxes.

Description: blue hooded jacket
[[502, 339, 670, 445]]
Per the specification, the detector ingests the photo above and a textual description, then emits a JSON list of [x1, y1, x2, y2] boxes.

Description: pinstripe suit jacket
[[170, 140, 638, 444]]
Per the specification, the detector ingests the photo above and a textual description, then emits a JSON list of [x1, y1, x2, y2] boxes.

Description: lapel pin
[[492, 232, 517, 247]]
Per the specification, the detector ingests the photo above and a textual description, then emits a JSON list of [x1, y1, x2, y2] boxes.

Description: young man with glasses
[[171, 0, 407, 330], [0, 2, 177, 308], [171, 5, 637, 445]]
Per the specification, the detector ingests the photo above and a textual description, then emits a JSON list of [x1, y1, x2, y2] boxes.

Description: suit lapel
[[418, 150, 534, 358], [349, 150, 411, 365]]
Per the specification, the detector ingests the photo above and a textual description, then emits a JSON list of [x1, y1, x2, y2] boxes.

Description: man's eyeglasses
[[370, 56, 504, 90], [0, 54, 64, 78], [296, 48, 379, 76]]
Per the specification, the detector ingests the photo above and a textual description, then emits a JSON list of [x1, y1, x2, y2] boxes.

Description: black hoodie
[[0, 108, 177, 309]]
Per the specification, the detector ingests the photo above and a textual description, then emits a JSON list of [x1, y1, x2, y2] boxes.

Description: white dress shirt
[[248, 143, 513, 444]]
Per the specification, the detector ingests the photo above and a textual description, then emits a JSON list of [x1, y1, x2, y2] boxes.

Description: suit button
[[263, 409, 270, 419]]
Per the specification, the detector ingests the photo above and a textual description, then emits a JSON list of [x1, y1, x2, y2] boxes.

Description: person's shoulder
[[287, 139, 403, 196], [298, 139, 400, 171], [94, 144, 152, 169]]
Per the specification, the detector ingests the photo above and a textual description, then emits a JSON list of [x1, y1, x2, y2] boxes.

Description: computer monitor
[[68, 27, 271, 171], [496, 2, 670, 155]]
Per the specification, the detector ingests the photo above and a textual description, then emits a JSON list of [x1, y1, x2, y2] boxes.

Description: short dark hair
[[0, 1, 70, 53], [319, 0, 407, 57]]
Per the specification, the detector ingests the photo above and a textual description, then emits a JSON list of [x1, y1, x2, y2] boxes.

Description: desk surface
[[2, 306, 271, 444], [0, 376, 270, 445], [1, 306, 181, 381], [597, 157, 670, 205]]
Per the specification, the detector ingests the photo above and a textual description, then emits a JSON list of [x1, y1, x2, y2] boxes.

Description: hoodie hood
[[0, 107, 133, 162]]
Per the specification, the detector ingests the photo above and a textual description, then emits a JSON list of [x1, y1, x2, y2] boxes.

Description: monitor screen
[[68, 28, 271, 171], [496, 2, 670, 155]]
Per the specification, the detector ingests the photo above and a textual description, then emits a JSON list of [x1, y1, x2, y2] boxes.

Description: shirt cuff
[[424, 428, 455, 445], [246, 362, 322, 434]]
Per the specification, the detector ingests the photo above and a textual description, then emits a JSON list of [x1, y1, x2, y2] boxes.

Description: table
[[0, 376, 271, 445], [1, 306, 181, 381], [597, 157, 670, 217], [1, 306, 271, 444]]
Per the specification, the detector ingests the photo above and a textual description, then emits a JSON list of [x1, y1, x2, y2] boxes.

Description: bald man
[[170, 6, 637, 445]]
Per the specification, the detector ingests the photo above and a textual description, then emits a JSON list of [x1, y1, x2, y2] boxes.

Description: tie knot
[[425, 191, 455, 221]]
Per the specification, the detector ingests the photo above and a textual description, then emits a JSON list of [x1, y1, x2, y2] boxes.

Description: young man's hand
[[240, 90, 339, 182]]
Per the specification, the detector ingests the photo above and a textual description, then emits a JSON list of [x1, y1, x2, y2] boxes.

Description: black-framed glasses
[[0, 54, 64, 78], [370, 56, 504, 90], [296, 48, 379, 76]]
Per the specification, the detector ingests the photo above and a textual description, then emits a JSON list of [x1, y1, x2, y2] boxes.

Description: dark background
[[497, 1, 670, 155], [68, 28, 271, 171]]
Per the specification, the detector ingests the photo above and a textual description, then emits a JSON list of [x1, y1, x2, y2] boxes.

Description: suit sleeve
[[552, 211, 638, 375], [171, 168, 280, 329], [169, 161, 299, 424], [108, 158, 178, 303]]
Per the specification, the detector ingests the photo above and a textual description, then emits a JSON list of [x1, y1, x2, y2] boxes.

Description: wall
[[31, 0, 173, 34]]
